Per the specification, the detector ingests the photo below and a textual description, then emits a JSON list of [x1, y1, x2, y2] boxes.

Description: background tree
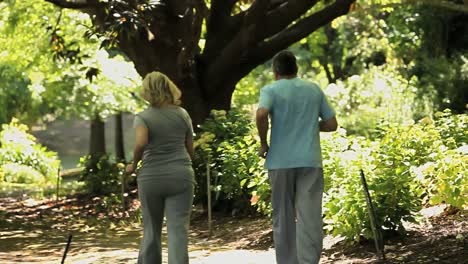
[[43, 0, 357, 124], [0, 1, 142, 159]]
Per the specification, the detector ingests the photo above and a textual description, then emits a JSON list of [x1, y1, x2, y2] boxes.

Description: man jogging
[[256, 50, 338, 264]]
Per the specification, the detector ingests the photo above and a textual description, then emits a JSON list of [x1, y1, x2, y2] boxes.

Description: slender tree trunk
[[89, 114, 106, 158], [115, 112, 125, 162], [322, 62, 335, 84]]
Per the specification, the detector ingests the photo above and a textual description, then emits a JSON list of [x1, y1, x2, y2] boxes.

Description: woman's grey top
[[133, 106, 194, 183]]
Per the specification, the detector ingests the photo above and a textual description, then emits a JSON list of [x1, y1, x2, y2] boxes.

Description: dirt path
[[1, 196, 466, 263]]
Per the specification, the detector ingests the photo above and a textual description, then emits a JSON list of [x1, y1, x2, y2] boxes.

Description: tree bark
[[89, 114, 106, 158], [45, 0, 356, 124], [115, 112, 125, 162]]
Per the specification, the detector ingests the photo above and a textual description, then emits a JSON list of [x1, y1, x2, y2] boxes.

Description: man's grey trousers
[[269, 167, 324, 264], [137, 178, 194, 264]]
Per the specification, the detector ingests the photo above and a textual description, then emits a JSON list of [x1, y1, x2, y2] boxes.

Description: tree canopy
[[37, 0, 356, 123]]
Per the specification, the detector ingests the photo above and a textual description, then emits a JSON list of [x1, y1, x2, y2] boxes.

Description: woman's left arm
[[185, 134, 194, 161], [127, 125, 149, 174]]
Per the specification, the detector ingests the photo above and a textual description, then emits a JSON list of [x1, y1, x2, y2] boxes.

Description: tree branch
[[202, 0, 320, 93], [253, 0, 355, 65], [259, 0, 319, 41], [203, 0, 355, 95], [243, 0, 270, 25], [231, 0, 318, 44], [209, 0, 238, 29], [44, 0, 100, 9], [377, 0, 468, 13], [192, 0, 207, 46], [203, 0, 239, 58]]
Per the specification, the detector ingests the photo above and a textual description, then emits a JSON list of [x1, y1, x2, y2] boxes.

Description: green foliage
[[193, 108, 466, 241], [413, 149, 467, 209], [192, 109, 266, 212], [0, 119, 60, 184], [233, 65, 271, 107], [79, 155, 122, 195], [245, 172, 272, 216], [0, 64, 33, 124], [94, 193, 125, 214], [0, 1, 142, 124], [412, 110, 468, 208], [433, 109, 468, 149], [322, 113, 467, 241], [0, 163, 45, 184], [320, 131, 373, 240], [410, 55, 468, 112], [324, 64, 432, 137]]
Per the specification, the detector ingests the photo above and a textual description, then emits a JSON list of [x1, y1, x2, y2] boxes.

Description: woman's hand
[[126, 164, 136, 174]]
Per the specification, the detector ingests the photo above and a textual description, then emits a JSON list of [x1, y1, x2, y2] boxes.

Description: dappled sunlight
[[190, 249, 276, 264], [95, 50, 140, 88], [48, 250, 139, 264], [1, 195, 466, 264], [0, 225, 143, 263]]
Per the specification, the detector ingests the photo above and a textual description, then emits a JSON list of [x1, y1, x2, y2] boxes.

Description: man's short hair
[[272, 50, 298, 76]]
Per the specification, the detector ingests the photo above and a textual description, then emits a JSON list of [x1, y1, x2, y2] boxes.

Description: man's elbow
[[256, 108, 269, 122], [322, 117, 338, 132], [329, 119, 338, 131]]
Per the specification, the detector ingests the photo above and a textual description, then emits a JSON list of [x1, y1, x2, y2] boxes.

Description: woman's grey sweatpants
[[137, 178, 194, 264], [269, 167, 324, 264]]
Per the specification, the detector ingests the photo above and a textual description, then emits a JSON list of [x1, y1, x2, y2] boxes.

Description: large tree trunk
[[89, 114, 106, 158], [46, 0, 356, 124], [117, 30, 236, 124]]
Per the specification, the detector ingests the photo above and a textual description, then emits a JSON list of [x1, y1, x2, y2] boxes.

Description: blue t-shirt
[[258, 78, 335, 170]]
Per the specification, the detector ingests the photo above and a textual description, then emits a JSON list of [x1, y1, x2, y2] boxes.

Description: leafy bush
[[412, 110, 468, 208], [413, 149, 467, 208], [0, 119, 60, 184], [192, 108, 466, 241], [0, 64, 33, 124], [193, 109, 266, 213], [79, 155, 122, 195], [433, 109, 468, 148], [320, 130, 375, 240], [321, 113, 467, 241], [321, 129, 422, 240], [1, 163, 45, 184], [324, 65, 433, 138]]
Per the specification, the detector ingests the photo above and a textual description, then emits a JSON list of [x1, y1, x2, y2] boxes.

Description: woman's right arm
[[183, 109, 195, 160]]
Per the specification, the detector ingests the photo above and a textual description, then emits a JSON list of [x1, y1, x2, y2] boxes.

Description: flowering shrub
[[0, 119, 60, 185]]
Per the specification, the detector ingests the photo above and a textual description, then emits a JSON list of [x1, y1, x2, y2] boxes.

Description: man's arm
[[256, 108, 270, 158], [319, 116, 338, 132]]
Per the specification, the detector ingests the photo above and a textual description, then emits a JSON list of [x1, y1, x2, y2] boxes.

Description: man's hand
[[258, 144, 269, 158], [256, 107, 270, 159]]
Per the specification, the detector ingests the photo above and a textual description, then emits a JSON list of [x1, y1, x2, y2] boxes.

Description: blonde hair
[[141, 71, 182, 107]]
